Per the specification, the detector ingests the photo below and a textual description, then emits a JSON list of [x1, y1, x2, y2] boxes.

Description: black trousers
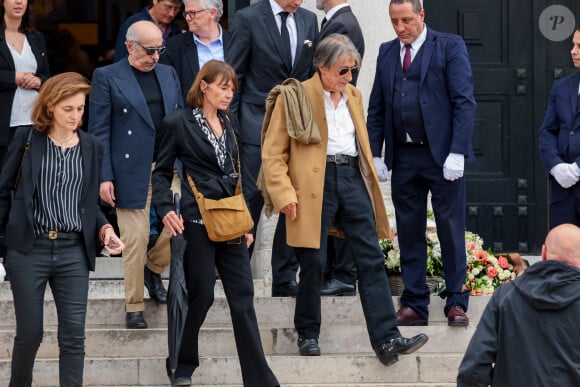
[[172, 222, 279, 387], [6, 238, 89, 387], [293, 162, 400, 346]]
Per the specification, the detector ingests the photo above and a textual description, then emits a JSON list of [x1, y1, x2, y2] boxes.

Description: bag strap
[[185, 171, 242, 200], [186, 113, 243, 198], [14, 128, 33, 190]]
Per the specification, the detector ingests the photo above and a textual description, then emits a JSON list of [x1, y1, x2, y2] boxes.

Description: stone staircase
[[0, 253, 501, 387]]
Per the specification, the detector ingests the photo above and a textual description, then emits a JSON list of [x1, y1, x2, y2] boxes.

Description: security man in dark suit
[[367, 0, 476, 327], [229, 0, 318, 296], [539, 26, 580, 228]]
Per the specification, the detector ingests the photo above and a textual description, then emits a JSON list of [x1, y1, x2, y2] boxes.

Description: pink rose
[[498, 256, 510, 269]]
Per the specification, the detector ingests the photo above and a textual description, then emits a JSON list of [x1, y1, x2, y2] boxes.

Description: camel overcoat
[[261, 73, 390, 249]]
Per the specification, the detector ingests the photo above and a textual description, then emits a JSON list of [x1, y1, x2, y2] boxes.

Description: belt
[[39, 231, 82, 240], [326, 154, 358, 166]]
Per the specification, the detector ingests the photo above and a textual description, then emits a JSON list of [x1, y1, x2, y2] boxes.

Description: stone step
[[0, 295, 491, 329], [0, 279, 268, 301], [0, 325, 473, 359], [89, 255, 543, 279], [0, 353, 462, 386]]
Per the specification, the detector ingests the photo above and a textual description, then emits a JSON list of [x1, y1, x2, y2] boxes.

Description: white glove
[[373, 157, 390, 182], [443, 153, 465, 181], [550, 163, 580, 189], [0, 263, 5, 283]]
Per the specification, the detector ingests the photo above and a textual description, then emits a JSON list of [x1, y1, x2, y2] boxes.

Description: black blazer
[[0, 30, 50, 145], [229, 1, 318, 144], [0, 127, 109, 271], [152, 108, 241, 222], [316, 6, 365, 85], [160, 28, 233, 103]]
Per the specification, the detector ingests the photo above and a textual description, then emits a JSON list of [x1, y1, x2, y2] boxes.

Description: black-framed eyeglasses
[[183, 9, 208, 19], [338, 66, 360, 76], [134, 41, 166, 56]]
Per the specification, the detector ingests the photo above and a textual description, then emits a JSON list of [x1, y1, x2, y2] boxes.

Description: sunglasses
[[338, 66, 360, 76], [134, 41, 166, 56]]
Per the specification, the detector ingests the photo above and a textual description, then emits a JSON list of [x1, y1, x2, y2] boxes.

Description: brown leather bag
[[186, 172, 253, 242]]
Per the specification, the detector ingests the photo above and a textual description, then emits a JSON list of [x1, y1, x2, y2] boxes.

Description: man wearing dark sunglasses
[[315, 0, 366, 300], [114, 0, 183, 63], [89, 20, 183, 330]]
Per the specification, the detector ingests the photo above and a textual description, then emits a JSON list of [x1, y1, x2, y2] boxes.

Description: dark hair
[[1, 0, 33, 33], [32, 72, 91, 132], [186, 60, 237, 108], [576, 26, 580, 33], [390, 0, 422, 14]]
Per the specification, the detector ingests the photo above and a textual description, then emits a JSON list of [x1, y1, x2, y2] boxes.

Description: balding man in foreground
[[457, 224, 580, 386]]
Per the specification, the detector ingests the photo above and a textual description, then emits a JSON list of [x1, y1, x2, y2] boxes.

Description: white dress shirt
[[323, 91, 358, 157]]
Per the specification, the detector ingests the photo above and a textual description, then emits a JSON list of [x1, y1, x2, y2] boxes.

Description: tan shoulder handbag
[[186, 172, 254, 242]]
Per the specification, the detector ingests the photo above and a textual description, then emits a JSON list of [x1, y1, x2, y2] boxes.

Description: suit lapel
[[155, 65, 179, 115], [262, 1, 289, 73], [24, 131, 47, 228], [385, 41, 399, 95], [113, 61, 155, 129], [79, 131, 91, 201], [293, 12, 306, 73], [0, 30, 15, 70], [183, 34, 200, 84], [420, 28, 435, 86], [569, 72, 580, 117]]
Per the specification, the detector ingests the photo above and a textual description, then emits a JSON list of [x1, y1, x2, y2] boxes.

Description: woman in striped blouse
[[0, 72, 125, 386]]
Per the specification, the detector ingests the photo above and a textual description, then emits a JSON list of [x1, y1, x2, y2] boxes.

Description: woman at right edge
[[152, 60, 279, 387]]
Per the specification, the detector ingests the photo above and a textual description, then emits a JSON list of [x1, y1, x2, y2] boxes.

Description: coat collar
[[111, 59, 177, 130]]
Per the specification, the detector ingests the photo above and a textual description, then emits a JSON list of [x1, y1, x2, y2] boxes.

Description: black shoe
[[126, 311, 148, 329], [145, 266, 167, 304], [297, 338, 321, 356], [374, 333, 429, 366], [320, 278, 355, 296], [172, 376, 192, 386], [272, 280, 298, 297]]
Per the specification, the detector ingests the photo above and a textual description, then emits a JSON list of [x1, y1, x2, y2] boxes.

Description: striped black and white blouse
[[33, 137, 83, 236]]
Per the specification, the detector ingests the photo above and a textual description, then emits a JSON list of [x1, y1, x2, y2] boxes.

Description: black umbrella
[[167, 193, 188, 382]]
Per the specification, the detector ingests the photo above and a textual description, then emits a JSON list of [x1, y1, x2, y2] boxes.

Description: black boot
[[144, 266, 167, 304]]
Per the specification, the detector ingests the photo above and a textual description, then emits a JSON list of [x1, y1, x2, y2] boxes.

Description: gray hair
[[126, 20, 162, 42], [183, 0, 223, 20], [390, 0, 422, 14], [313, 34, 361, 70]]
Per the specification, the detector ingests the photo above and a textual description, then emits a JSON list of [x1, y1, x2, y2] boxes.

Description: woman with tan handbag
[[151, 60, 279, 387]]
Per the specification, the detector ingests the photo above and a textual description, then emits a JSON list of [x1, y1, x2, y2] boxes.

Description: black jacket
[[152, 108, 241, 222], [0, 30, 50, 145], [457, 260, 580, 386], [160, 28, 233, 104], [316, 6, 364, 85], [0, 127, 109, 271]]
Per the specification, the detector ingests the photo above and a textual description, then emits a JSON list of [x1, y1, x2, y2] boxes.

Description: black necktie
[[279, 12, 292, 71], [321, 17, 327, 30]]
